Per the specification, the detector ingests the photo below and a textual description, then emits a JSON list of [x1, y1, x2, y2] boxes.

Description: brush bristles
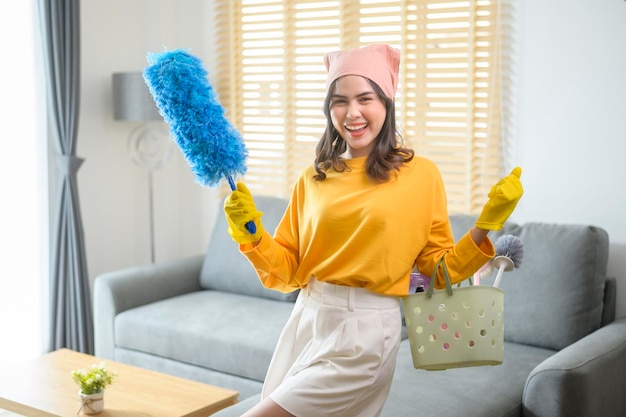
[[143, 49, 248, 188], [494, 234, 524, 268]]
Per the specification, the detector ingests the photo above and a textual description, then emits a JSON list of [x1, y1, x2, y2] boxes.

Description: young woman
[[224, 44, 523, 417]]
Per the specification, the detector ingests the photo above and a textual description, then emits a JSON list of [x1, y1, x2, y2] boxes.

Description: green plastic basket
[[402, 256, 504, 371]]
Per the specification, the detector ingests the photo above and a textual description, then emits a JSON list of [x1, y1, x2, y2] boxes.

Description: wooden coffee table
[[0, 349, 238, 416]]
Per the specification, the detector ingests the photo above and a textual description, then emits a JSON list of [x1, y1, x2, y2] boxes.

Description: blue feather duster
[[143, 49, 255, 233], [142, 49, 247, 189]]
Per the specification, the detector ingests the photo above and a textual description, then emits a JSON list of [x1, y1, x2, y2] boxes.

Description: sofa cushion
[[114, 290, 294, 382], [447, 216, 609, 351], [200, 195, 298, 302], [213, 341, 557, 417], [499, 223, 608, 351], [381, 341, 556, 417]]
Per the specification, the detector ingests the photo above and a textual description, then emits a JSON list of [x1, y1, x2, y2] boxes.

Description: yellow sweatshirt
[[240, 156, 494, 297]]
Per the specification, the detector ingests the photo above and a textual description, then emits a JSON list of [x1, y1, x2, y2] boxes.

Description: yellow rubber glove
[[475, 167, 524, 231], [223, 182, 265, 244]]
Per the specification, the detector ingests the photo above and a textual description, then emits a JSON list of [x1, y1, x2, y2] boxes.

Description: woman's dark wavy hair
[[313, 78, 414, 183]]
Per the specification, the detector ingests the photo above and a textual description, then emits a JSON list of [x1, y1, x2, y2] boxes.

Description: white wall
[[513, 0, 626, 318], [79, 0, 219, 281], [79, 0, 626, 318]]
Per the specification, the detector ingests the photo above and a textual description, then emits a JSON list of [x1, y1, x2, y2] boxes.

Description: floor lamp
[[112, 72, 172, 263]]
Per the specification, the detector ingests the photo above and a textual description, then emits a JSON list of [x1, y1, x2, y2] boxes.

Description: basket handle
[[426, 254, 454, 298]]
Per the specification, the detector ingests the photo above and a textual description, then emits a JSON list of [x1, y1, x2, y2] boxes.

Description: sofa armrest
[[93, 255, 204, 359], [522, 316, 626, 417]]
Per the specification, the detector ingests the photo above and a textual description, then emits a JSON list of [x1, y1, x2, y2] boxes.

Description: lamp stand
[[127, 121, 172, 263]]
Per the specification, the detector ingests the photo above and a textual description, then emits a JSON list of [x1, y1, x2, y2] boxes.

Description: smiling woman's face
[[329, 75, 387, 159]]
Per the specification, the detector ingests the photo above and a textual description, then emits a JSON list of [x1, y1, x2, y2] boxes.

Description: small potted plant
[[71, 361, 116, 414]]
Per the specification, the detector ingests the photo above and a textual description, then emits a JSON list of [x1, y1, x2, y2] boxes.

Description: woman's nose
[[346, 100, 361, 118]]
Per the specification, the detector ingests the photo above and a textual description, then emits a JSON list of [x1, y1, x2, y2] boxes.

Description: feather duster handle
[[143, 49, 255, 234]]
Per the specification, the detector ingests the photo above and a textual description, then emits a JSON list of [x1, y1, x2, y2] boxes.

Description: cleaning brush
[[492, 234, 524, 288], [143, 49, 255, 233]]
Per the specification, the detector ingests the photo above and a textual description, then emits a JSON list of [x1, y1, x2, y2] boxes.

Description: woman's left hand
[[475, 167, 523, 231]]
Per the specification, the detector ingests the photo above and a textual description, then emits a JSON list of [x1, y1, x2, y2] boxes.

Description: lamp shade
[[112, 72, 161, 121]]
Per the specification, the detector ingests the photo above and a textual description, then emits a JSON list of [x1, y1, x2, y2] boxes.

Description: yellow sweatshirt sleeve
[[239, 229, 302, 293]]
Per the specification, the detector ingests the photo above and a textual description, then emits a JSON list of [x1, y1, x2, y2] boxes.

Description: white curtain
[[0, 1, 47, 365]]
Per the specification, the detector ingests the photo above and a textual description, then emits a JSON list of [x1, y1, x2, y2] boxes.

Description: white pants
[[263, 278, 402, 417]]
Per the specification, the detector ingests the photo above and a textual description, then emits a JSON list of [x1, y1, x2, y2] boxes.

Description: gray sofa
[[94, 195, 626, 417]]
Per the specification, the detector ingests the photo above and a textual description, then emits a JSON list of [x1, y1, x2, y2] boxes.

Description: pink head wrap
[[324, 44, 401, 100]]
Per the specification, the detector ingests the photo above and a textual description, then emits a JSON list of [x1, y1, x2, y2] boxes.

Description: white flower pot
[[78, 390, 105, 414]]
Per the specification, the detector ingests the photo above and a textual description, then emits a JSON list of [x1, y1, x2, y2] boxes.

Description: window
[[211, 0, 512, 214], [0, 1, 47, 365]]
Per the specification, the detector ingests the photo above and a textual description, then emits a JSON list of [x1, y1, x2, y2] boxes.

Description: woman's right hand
[[223, 182, 265, 244]]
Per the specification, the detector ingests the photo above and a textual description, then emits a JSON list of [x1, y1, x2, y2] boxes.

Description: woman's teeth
[[345, 124, 367, 131]]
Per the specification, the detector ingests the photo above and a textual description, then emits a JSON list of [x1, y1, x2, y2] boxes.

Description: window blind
[[211, 0, 512, 214]]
